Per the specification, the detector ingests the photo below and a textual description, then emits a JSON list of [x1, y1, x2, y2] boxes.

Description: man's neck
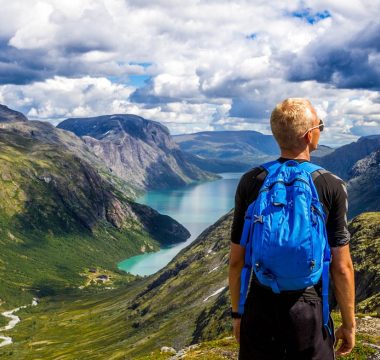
[[280, 148, 311, 161]]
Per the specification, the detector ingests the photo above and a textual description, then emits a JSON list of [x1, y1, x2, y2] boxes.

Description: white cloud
[[0, 0, 378, 146], [0, 76, 134, 122]]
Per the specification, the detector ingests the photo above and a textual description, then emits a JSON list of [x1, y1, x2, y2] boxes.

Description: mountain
[[315, 135, 380, 181], [347, 149, 380, 218], [311, 144, 335, 158], [57, 115, 219, 191], [0, 119, 190, 308], [180, 151, 250, 173], [310, 135, 380, 218], [3, 210, 378, 359], [0, 104, 28, 123], [173, 130, 279, 171]]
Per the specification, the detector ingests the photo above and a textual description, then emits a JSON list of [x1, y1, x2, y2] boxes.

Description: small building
[[96, 274, 109, 281]]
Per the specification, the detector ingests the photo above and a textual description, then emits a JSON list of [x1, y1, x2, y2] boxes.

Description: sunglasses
[[301, 119, 324, 137]]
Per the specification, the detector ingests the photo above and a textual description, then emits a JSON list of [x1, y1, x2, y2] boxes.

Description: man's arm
[[331, 245, 355, 356], [229, 173, 249, 343], [229, 243, 245, 312], [322, 175, 355, 356], [229, 242, 245, 343]]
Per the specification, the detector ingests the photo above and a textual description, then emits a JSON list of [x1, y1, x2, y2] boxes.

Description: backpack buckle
[[253, 215, 263, 223], [310, 260, 316, 270]]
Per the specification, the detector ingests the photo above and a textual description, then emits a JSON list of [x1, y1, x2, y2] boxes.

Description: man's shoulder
[[240, 166, 267, 183], [312, 167, 346, 187]]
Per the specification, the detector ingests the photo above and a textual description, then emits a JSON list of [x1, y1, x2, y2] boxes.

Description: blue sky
[[0, 0, 379, 146]]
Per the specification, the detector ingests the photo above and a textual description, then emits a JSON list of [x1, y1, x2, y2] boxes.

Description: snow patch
[[209, 266, 219, 273], [203, 286, 226, 302]]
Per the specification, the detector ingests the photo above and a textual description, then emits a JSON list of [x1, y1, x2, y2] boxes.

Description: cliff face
[[0, 104, 28, 123], [0, 118, 189, 307], [57, 115, 219, 191]]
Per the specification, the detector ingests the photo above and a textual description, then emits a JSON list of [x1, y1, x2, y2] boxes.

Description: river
[[117, 172, 242, 276]]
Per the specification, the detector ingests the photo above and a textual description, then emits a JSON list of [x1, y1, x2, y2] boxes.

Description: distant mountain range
[[57, 115, 219, 191], [174, 130, 334, 172], [174, 130, 278, 172]]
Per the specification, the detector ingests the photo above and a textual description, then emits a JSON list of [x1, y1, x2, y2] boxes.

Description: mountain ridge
[[57, 114, 219, 191], [0, 105, 28, 123]]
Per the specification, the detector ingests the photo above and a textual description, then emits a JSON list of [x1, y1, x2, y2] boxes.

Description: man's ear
[[305, 131, 312, 144]]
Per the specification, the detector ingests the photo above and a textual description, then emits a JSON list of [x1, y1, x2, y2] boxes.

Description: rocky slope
[[0, 118, 189, 309], [2, 210, 378, 359], [0, 105, 28, 123], [347, 149, 380, 218], [57, 115, 218, 191]]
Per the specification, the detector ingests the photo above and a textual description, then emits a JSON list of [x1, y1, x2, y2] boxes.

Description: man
[[229, 98, 355, 359]]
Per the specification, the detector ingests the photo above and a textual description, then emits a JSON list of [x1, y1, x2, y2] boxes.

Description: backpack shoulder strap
[[261, 159, 281, 175], [299, 162, 331, 183], [299, 161, 322, 174], [256, 165, 268, 182]]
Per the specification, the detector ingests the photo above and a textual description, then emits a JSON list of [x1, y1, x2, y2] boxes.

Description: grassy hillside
[[0, 121, 189, 309], [349, 212, 380, 312], [1, 211, 378, 359]]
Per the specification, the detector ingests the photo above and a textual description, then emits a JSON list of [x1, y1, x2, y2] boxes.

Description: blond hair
[[270, 98, 315, 150]]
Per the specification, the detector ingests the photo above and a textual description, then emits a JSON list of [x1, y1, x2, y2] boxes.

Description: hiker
[[229, 98, 355, 359]]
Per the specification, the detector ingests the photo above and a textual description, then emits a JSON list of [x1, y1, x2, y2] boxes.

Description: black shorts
[[239, 284, 335, 360]]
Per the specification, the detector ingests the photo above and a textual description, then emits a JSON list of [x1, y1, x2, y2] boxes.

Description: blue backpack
[[239, 159, 331, 333]]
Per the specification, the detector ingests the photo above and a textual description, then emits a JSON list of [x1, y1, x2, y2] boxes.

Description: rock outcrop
[[0, 104, 28, 123]]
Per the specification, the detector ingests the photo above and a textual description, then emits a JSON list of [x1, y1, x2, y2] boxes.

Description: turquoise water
[[117, 173, 243, 275]]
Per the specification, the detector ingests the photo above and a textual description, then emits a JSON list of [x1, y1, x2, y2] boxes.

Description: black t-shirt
[[230, 157, 350, 299]]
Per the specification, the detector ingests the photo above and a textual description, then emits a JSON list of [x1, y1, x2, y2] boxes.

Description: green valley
[[0, 119, 189, 310], [0, 211, 379, 359]]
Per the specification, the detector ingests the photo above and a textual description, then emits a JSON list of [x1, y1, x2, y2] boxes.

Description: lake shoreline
[[118, 172, 242, 276]]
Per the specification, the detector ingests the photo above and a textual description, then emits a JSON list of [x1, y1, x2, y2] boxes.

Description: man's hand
[[334, 325, 355, 357], [233, 318, 241, 343]]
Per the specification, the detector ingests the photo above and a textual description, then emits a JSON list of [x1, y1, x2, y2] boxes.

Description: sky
[[0, 0, 379, 146]]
